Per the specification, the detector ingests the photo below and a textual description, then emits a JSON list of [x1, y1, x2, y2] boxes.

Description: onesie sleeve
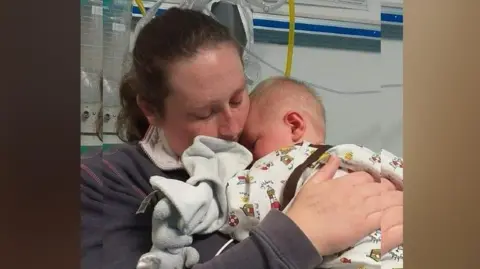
[[192, 209, 323, 269]]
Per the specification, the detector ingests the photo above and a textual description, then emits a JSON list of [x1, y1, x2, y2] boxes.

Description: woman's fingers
[[381, 214, 403, 255], [362, 189, 402, 229], [365, 212, 382, 233], [381, 191, 403, 211], [339, 171, 378, 186], [288, 154, 404, 257], [381, 191, 404, 254], [381, 177, 403, 191], [382, 224, 403, 254], [381, 202, 403, 253], [309, 156, 341, 184], [382, 205, 403, 232], [379, 177, 398, 191], [353, 182, 397, 200]]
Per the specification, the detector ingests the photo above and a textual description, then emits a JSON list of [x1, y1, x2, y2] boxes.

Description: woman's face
[[157, 43, 250, 156]]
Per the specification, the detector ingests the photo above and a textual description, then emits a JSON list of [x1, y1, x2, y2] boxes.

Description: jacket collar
[[139, 126, 184, 170]]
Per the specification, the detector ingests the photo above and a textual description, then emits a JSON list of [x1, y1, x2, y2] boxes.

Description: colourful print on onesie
[[317, 145, 403, 269], [219, 142, 403, 269]]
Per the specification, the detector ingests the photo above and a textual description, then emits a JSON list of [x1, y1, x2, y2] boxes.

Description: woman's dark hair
[[116, 7, 242, 142]]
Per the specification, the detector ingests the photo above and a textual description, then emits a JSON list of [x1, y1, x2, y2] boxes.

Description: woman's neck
[[139, 126, 184, 170]]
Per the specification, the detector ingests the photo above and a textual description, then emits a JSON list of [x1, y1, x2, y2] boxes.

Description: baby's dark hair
[[116, 8, 242, 142]]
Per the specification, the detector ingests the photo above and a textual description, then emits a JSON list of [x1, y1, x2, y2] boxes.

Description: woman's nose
[[218, 110, 241, 141], [218, 122, 240, 141]]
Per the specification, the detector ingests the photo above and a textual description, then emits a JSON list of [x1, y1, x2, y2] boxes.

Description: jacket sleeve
[[81, 152, 154, 269], [192, 209, 323, 269]]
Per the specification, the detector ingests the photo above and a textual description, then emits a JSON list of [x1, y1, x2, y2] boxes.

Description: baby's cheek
[[253, 144, 270, 160], [252, 148, 265, 161]]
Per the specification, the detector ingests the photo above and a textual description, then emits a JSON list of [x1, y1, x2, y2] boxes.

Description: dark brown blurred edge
[[403, 0, 480, 268], [0, 1, 81, 269]]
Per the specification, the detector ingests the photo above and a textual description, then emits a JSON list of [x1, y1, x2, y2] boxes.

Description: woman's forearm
[[192, 210, 322, 269]]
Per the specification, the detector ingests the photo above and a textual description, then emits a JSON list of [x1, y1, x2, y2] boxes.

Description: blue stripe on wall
[[254, 19, 380, 38], [133, 6, 165, 16], [131, 7, 402, 39], [381, 13, 404, 23]]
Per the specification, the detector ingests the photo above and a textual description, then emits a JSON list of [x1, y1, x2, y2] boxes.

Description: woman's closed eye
[[229, 89, 245, 107], [229, 96, 243, 107], [188, 109, 214, 120], [193, 112, 213, 120]]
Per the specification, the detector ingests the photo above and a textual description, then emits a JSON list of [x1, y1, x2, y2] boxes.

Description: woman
[[81, 8, 402, 269]]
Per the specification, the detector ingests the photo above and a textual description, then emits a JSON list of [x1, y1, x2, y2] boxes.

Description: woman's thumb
[[311, 156, 340, 183]]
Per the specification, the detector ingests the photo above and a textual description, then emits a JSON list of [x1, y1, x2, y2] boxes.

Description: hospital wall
[[254, 41, 402, 156], [245, 0, 403, 155], [81, 1, 404, 156], [380, 39, 403, 156], [379, 1, 404, 156]]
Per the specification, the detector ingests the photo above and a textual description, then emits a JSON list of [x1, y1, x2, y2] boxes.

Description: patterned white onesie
[[219, 142, 404, 269]]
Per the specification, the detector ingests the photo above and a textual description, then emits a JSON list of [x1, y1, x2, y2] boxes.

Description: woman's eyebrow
[[233, 88, 245, 96]]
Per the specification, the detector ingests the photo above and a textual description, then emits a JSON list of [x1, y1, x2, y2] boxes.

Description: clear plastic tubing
[[102, 0, 133, 107], [81, 0, 103, 104]]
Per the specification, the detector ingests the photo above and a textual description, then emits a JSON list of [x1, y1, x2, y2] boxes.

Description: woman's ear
[[136, 95, 160, 126], [283, 111, 306, 143]]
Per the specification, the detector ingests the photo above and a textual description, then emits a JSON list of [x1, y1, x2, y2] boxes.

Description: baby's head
[[240, 76, 326, 160]]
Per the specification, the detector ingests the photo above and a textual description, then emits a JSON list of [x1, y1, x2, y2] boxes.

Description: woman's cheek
[[237, 101, 251, 131], [188, 120, 219, 139]]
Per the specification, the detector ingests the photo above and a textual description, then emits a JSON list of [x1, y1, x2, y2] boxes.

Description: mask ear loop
[[215, 238, 235, 256]]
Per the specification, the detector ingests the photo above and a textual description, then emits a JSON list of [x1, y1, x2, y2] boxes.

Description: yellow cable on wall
[[133, 0, 295, 76], [135, 0, 147, 16], [284, 0, 295, 77]]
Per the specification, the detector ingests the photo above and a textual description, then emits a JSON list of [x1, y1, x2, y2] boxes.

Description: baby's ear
[[283, 111, 306, 142]]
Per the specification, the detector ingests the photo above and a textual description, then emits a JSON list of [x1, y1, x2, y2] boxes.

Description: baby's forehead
[[252, 79, 311, 100], [249, 85, 304, 113]]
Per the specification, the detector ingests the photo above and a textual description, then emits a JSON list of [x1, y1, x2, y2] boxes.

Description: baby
[[227, 77, 403, 268], [137, 77, 403, 269]]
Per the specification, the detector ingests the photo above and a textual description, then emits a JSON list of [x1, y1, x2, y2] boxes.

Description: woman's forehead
[[170, 72, 246, 108], [168, 45, 245, 95], [172, 87, 246, 112]]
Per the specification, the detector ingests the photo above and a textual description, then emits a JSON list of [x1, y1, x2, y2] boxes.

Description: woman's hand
[[286, 156, 397, 256], [380, 178, 403, 254]]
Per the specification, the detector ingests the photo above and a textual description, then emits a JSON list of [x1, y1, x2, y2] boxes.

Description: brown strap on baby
[[280, 144, 333, 211]]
